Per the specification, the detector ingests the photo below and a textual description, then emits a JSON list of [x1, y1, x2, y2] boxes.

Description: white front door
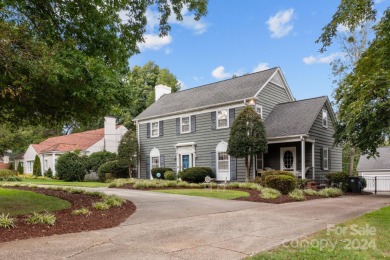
[[280, 147, 296, 173]]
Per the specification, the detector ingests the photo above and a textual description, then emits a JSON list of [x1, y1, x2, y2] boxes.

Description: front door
[[181, 154, 190, 170], [280, 147, 296, 173]]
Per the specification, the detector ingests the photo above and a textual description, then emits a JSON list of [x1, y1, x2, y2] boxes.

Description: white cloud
[[212, 66, 231, 80], [303, 52, 345, 64], [178, 80, 187, 90], [253, 63, 270, 72], [164, 47, 173, 54], [374, 0, 385, 4], [267, 8, 294, 38], [193, 76, 204, 81], [138, 34, 172, 51]]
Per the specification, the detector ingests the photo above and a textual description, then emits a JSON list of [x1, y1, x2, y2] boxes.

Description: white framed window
[[181, 116, 191, 133], [151, 157, 160, 169], [218, 152, 229, 171], [27, 161, 34, 173], [255, 105, 263, 119], [217, 110, 229, 129], [323, 148, 329, 170], [322, 109, 328, 128], [151, 121, 159, 137], [45, 159, 48, 170]]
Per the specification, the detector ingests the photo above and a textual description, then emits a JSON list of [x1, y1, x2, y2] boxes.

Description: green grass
[[0, 188, 71, 216], [0, 177, 109, 188], [151, 189, 249, 200], [249, 206, 390, 260]]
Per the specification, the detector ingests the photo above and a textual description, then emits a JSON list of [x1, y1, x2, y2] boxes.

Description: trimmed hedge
[[326, 172, 349, 191], [0, 169, 17, 180], [261, 170, 295, 182], [56, 152, 87, 182], [86, 151, 118, 172], [97, 160, 128, 182], [151, 168, 173, 179], [264, 175, 297, 194], [179, 167, 214, 183], [164, 171, 177, 180]]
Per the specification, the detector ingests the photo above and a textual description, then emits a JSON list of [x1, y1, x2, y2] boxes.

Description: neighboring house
[[357, 147, 390, 177], [0, 154, 11, 170], [134, 67, 342, 182], [22, 116, 127, 175]]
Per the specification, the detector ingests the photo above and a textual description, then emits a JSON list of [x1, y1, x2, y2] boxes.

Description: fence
[[363, 176, 390, 194]]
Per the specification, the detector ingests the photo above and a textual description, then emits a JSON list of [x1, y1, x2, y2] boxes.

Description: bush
[[8, 162, 14, 171], [151, 168, 173, 179], [260, 188, 281, 199], [26, 212, 56, 225], [44, 168, 53, 178], [17, 162, 23, 174], [318, 188, 343, 197], [33, 155, 41, 176], [164, 171, 177, 180], [179, 167, 214, 183], [303, 188, 317, 196], [0, 169, 16, 179], [264, 175, 297, 194], [72, 208, 91, 216], [261, 170, 295, 182], [92, 202, 110, 210], [251, 177, 263, 185], [86, 151, 117, 172], [97, 160, 128, 182], [326, 172, 349, 191], [0, 213, 15, 229], [289, 189, 305, 201], [296, 179, 308, 190], [56, 152, 87, 182]]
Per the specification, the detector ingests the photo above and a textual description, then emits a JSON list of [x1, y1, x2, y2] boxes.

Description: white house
[[22, 116, 127, 175]]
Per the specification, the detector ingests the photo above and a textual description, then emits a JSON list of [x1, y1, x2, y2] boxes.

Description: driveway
[[0, 188, 389, 260]]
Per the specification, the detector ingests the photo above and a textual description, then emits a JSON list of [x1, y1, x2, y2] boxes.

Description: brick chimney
[[155, 84, 171, 101]]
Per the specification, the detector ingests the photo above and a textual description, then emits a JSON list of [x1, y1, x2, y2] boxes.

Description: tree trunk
[[348, 147, 355, 176], [245, 156, 250, 182]]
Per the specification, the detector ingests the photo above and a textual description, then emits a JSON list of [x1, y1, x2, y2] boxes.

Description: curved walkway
[[0, 188, 389, 260]]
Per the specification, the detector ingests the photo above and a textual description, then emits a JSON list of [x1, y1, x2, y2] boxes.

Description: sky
[[129, 0, 389, 101]]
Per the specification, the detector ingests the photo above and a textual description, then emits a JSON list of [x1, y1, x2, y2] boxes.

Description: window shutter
[[320, 147, 323, 170], [230, 156, 237, 180], [176, 118, 180, 135], [229, 108, 235, 127], [328, 149, 331, 171], [211, 112, 216, 130], [159, 121, 164, 137], [160, 155, 165, 168], [146, 123, 150, 138], [191, 115, 196, 133], [210, 152, 216, 175], [146, 156, 150, 179]]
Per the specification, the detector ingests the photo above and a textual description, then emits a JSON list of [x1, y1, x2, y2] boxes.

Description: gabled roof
[[134, 67, 280, 120], [357, 147, 390, 171], [265, 96, 328, 138]]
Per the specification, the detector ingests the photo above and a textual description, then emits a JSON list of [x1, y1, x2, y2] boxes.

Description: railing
[[363, 176, 390, 194]]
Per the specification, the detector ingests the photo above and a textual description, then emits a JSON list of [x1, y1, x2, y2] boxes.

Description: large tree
[[227, 106, 267, 182], [0, 1, 207, 126]]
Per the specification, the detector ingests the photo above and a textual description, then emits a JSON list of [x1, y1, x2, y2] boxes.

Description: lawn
[[249, 206, 390, 259], [151, 189, 249, 200], [0, 188, 71, 216], [0, 177, 109, 188]]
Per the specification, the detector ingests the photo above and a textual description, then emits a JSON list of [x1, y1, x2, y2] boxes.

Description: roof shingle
[[357, 147, 390, 171]]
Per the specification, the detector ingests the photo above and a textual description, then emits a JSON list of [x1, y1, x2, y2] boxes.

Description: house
[[22, 116, 127, 175], [0, 154, 11, 170], [134, 67, 342, 182]]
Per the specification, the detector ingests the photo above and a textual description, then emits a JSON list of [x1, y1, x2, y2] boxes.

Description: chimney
[[155, 84, 171, 101], [104, 116, 117, 153], [3, 155, 9, 164]]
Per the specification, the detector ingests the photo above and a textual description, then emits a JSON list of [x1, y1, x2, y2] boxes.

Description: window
[[322, 109, 328, 128], [323, 148, 329, 170], [217, 110, 228, 128], [27, 161, 34, 173], [45, 160, 48, 170], [218, 152, 229, 170], [181, 116, 190, 133], [151, 157, 160, 169], [255, 105, 263, 119], [151, 122, 159, 137], [256, 153, 263, 170]]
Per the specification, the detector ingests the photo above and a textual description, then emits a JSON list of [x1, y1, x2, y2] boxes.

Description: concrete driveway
[[0, 188, 389, 260]]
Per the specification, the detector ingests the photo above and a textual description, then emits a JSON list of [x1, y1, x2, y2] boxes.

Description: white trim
[[301, 139, 306, 179], [254, 68, 295, 101], [137, 122, 140, 178], [150, 121, 159, 138], [323, 147, 329, 170], [254, 69, 279, 97], [255, 104, 263, 119], [150, 147, 160, 179], [322, 109, 328, 128], [175, 142, 196, 147], [216, 141, 230, 181], [180, 116, 191, 134], [358, 169, 390, 172], [216, 109, 229, 129], [312, 143, 315, 179], [280, 147, 297, 173]]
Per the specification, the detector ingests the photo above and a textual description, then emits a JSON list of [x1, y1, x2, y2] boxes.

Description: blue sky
[[129, 0, 389, 101]]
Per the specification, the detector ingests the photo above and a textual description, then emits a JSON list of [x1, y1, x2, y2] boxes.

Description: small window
[[218, 152, 229, 170], [181, 116, 191, 133], [45, 160, 48, 170], [322, 109, 328, 128], [151, 156, 160, 169], [151, 122, 159, 137], [217, 110, 228, 128], [323, 148, 329, 170], [256, 153, 263, 170], [255, 105, 263, 119]]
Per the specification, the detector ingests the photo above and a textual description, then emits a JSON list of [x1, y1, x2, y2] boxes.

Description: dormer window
[[151, 122, 159, 137], [255, 105, 263, 119], [322, 109, 328, 128], [217, 110, 228, 128]]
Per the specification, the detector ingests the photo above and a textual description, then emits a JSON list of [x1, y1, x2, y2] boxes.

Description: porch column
[[52, 153, 56, 176], [312, 143, 315, 180], [301, 137, 305, 179]]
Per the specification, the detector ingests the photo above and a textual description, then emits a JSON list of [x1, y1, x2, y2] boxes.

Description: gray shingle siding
[[258, 83, 292, 120]]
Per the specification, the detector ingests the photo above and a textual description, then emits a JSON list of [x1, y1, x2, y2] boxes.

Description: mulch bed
[[0, 187, 136, 243]]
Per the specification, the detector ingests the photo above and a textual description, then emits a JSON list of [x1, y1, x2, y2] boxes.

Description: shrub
[[97, 160, 128, 182], [326, 172, 349, 191], [264, 175, 297, 194], [238, 182, 262, 190], [0, 213, 15, 229], [72, 208, 91, 216], [303, 188, 317, 196], [103, 195, 125, 207], [92, 202, 110, 210], [261, 170, 295, 182], [289, 189, 305, 201], [251, 176, 263, 185], [44, 168, 53, 178], [179, 167, 214, 183], [228, 182, 240, 188], [260, 188, 281, 199], [0, 169, 16, 179], [26, 212, 56, 225], [33, 155, 41, 176], [86, 151, 118, 172], [151, 168, 173, 179], [296, 179, 308, 190], [318, 188, 343, 197], [8, 162, 14, 171], [164, 171, 177, 180], [17, 162, 23, 174], [56, 152, 87, 182]]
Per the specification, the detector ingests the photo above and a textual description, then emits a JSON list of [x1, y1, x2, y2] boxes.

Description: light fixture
[[245, 98, 256, 105]]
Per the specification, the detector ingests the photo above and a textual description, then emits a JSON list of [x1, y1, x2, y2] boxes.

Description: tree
[[118, 129, 138, 178], [86, 151, 118, 173], [1, 1, 207, 126], [56, 152, 87, 182], [33, 155, 41, 176], [17, 162, 23, 174], [227, 106, 268, 182]]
